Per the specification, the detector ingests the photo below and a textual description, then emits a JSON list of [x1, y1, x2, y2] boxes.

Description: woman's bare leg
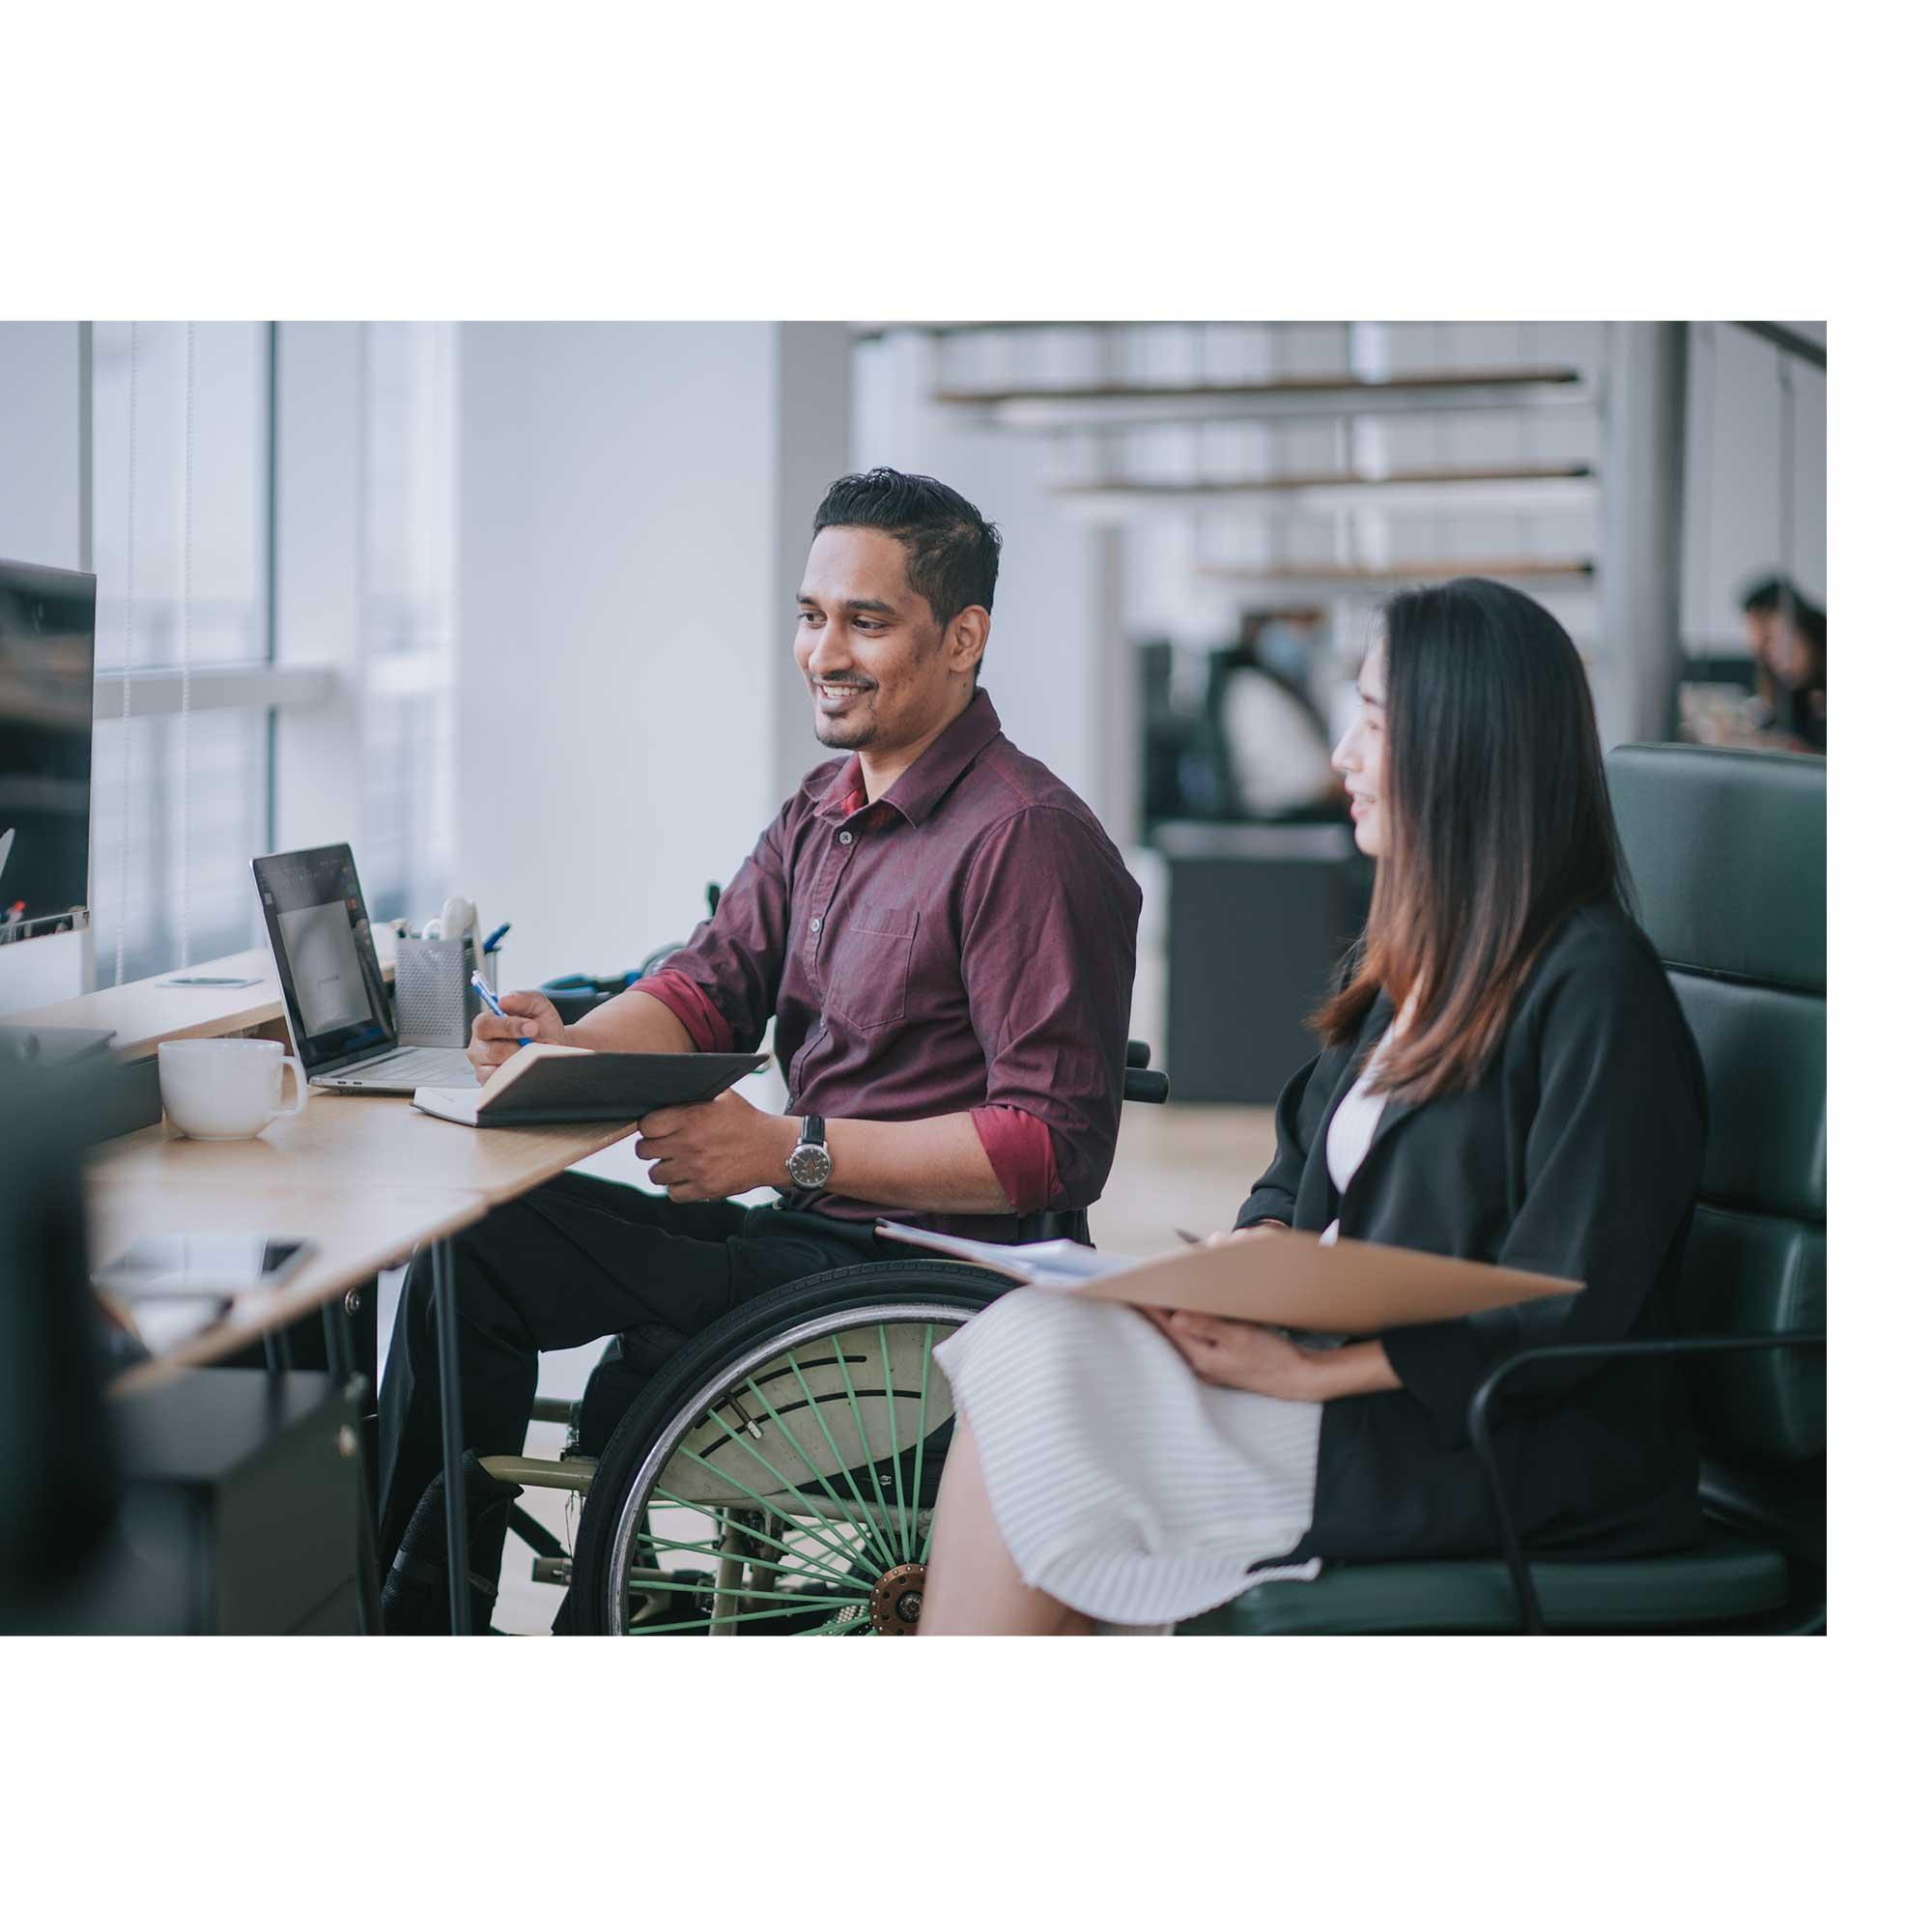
[[919, 1412, 1094, 1635]]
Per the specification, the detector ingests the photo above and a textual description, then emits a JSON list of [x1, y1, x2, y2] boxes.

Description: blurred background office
[[0, 318, 1825, 1093]]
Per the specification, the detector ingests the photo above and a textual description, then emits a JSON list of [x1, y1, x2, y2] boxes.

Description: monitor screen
[[252, 844, 395, 1072], [0, 559, 97, 935]]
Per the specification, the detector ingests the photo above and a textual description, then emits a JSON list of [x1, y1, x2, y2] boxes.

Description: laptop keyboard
[[361, 1047, 476, 1084]]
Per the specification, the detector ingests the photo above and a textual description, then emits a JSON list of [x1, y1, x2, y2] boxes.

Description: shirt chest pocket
[[825, 903, 919, 1032]]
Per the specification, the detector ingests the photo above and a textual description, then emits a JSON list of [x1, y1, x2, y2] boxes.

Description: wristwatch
[[784, 1115, 833, 1190]]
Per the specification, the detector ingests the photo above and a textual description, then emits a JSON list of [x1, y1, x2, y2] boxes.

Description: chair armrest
[[1464, 1330, 1828, 1634]]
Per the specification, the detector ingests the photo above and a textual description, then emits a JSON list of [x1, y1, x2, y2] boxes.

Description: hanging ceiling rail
[[932, 366, 1588, 429], [851, 319, 1125, 341], [1728, 322, 1826, 370], [1196, 557, 1596, 593], [1054, 462, 1597, 520]]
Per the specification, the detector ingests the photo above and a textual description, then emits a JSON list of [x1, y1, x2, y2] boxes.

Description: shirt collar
[[809, 689, 1005, 828]]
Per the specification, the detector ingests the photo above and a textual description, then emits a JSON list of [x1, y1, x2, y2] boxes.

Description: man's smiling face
[[793, 526, 963, 754]]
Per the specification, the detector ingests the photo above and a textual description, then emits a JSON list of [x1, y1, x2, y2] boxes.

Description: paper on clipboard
[[874, 1221, 1578, 1333]]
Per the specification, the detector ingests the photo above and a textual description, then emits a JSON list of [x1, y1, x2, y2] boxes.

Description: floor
[[374, 1089, 1279, 1634]]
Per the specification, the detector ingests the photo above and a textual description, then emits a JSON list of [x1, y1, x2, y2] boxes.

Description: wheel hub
[[868, 1562, 926, 1635]]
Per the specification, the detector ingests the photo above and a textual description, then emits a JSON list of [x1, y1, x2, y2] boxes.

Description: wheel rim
[[602, 1301, 974, 1635]]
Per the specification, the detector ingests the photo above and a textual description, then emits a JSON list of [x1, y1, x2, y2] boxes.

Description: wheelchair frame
[[453, 1042, 1171, 1636]]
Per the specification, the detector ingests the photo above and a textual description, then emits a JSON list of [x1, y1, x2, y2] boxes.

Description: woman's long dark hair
[[1314, 578, 1632, 1102]]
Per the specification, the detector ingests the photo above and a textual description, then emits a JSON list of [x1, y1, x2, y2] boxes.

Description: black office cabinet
[[1156, 822, 1371, 1106], [108, 1369, 365, 1634]]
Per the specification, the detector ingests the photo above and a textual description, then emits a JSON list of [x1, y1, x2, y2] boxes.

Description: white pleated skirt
[[932, 1287, 1324, 1627]]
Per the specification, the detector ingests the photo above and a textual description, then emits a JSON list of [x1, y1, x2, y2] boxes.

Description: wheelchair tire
[[562, 1260, 1010, 1635]]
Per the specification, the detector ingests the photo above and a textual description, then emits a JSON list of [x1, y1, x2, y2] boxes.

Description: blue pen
[[470, 969, 529, 1048], [481, 921, 512, 954]]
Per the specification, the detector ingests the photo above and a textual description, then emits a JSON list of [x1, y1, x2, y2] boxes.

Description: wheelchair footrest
[[479, 1454, 596, 1494]]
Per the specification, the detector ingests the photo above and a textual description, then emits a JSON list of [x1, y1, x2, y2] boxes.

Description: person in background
[[919, 577, 1707, 1635], [1738, 576, 1826, 752], [376, 469, 1141, 1632], [1209, 609, 1346, 819]]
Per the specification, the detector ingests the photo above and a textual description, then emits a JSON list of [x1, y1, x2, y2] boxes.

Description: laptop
[[252, 843, 477, 1094]]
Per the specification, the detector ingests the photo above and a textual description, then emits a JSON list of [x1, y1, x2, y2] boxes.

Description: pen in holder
[[395, 932, 497, 1047]]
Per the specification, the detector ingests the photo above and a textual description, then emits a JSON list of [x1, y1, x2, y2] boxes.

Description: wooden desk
[[99, 1089, 637, 1208], [92, 1175, 484, 1393], [87, 1088, 638, 1630]]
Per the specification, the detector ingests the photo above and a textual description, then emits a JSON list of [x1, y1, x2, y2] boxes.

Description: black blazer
[[1237, 899, 1709, 1565]]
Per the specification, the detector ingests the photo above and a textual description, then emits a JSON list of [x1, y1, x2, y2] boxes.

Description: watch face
[[786, 1141, 834, 1189]]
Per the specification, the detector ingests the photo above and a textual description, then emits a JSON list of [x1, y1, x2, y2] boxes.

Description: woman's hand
[[1145, 1308, 1338, 1400], [1204, 1220, 1289, 1249]]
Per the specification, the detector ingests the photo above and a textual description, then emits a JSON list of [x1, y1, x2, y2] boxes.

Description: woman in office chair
[[920, 577, 1709, 1634]]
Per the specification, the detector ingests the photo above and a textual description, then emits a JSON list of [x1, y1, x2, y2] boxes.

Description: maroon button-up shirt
[[635, 691, 1141, 1241]]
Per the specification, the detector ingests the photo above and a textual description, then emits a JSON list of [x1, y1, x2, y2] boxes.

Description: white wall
[[852, 331, 1120, 835], [0, 323, 90, 1013], [1681, 323, 1827, 644], [452, 323, 849, 993]]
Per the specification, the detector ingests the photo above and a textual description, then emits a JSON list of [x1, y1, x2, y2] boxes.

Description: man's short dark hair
[[811, 468, 1002, 633]]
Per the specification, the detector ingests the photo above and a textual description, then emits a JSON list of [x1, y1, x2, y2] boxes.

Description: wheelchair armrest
[[1464, 1329, 1828, 1634], [1125, 1039, 1151, 1069], [1124, 1067, 1171, 1106]]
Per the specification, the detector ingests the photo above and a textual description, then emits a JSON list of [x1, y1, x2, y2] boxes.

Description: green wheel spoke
[[800, 1614, 872, 1635], [640, 1526, 868, 1596], [647, 1496, 876, 1593], [668, 1443, 871, 1582], [741, 1371, 895, 1578], [910, 1324, 936, 1562], [878, 1323, 911, 1563], [783, 1347, 899, 1574], [631, 1576, 863, 1607], [831, 1332, 899, 1570], [693, 1402, 894, 1578], [628, 1601, 877, 1634]]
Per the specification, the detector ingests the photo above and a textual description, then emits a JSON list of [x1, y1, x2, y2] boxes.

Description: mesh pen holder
[[395, 933, 495, 1047]]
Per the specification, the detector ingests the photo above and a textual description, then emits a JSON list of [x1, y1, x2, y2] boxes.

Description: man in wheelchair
[[376, 469, 1142, 1632]]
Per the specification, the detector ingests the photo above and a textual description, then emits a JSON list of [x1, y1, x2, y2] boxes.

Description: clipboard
[[876, 1221, 1578, 1332]]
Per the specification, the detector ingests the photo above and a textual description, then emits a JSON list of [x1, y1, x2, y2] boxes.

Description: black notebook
[[412, 1044, 768, 1126]]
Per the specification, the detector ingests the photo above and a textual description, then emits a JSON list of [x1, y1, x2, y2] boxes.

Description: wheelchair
[[478, 975, 1169, 1635]]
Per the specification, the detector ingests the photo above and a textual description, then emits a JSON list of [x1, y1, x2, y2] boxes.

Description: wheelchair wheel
[[565, 1260, 1009, 1635]]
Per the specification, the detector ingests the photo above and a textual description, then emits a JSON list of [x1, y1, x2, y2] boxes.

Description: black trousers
[[376, 1172, 882, 1572]]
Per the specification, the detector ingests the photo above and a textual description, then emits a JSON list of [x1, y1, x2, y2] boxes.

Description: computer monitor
[[0, 558, 98, 942]]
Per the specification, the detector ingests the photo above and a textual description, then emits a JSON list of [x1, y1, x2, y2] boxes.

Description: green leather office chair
[[1182, 743, 1826, 1634]]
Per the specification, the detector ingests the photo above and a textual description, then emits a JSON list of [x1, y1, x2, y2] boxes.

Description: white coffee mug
[[159, 1037, 308, 1141]]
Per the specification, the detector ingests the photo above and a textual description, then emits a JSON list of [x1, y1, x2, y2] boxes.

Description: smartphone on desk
[[93, 1234, 316, 1301]]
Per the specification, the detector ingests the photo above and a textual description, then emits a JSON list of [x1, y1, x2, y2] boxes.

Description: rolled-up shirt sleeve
[[970, 1104, 1062, 1215], [632, 968, 731, 1054], [629, 800, 797, 1054], [959, 807, 1141, 1210]]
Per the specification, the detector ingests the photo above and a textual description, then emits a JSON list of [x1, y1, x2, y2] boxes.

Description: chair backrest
[[1605, 745, 1825, 1470]]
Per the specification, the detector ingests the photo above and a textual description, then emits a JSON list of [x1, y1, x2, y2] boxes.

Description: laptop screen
[[252, 844, 395, 1073]]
